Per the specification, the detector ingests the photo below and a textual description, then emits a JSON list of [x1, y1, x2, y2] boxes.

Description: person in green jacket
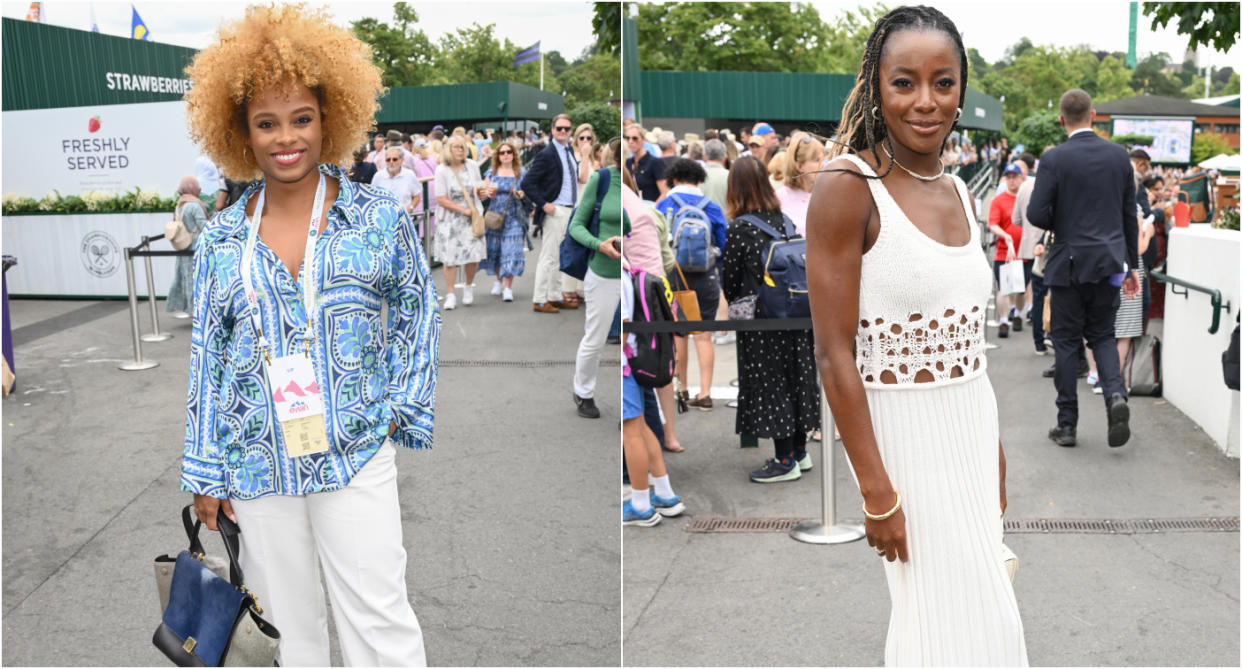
[[571, 136, 630, 419]]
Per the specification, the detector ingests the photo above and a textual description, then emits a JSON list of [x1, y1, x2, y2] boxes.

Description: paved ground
[[1, 240, 622, 666], [626, 319, 1239, 667]]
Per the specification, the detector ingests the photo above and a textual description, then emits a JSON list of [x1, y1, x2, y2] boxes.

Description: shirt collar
[[1069, 127, 1095, 138], [668, 184, 703, 198], [219, 163, 359, 240]]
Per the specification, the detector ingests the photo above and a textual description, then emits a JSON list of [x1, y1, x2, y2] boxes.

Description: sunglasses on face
[[386, 158, 401, 162], [499, 150, 513, 156], [625, 136, 640, 142], [554, 126, 572, 132], [579, 135, 594, 142]]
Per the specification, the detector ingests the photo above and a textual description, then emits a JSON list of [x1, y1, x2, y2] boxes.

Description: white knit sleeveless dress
[[840, 154, 1029, 666]]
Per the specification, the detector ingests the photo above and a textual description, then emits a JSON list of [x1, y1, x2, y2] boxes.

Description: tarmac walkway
[[1, 239, 622, 666], [626, 320, 1239, 667]]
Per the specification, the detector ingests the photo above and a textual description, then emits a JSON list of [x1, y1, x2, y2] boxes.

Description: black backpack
[[1224, 316, 1240, 391], [626, 269, 676, 388]]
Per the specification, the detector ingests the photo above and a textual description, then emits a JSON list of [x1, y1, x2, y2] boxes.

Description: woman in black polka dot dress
[[721, 156, 821, 483]]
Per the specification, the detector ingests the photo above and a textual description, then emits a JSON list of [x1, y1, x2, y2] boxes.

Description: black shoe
[[1011, 318, 1023, 332], [574, 394, 600, 419], [605, 335, 621, 345], [748, 457, 801, 483], [998, 322, 1009, 338], [1048, 423, 1077, 447], [1042, 364, 1056, 378], [1106, 393, 1130, 447]]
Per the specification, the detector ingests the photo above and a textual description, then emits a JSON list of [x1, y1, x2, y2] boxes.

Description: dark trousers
[[1050, 280, 1124, 426], [642, 385, 664, 449], [1031, 272, 1049, 350]]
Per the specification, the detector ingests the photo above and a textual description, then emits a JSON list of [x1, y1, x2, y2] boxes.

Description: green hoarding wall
[[622, 17, 640, 104], [375, 81, 563, 123], [639, 70, 1003, 132], [2, 17, 197, 111]]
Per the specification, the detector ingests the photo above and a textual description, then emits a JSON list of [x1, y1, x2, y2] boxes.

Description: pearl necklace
[[883, 141, 944, 182]]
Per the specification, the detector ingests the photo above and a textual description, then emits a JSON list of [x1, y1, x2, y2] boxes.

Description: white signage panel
[[2, 100, 201, 198], [3, 213, 183, 297]]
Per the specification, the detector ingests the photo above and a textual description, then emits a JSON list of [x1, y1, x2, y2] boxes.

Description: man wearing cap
[[751, 122, 778, 162], [521, 112, 580, 313], [1027, 88, 1139, 449], [990, 162, 1026, 338]]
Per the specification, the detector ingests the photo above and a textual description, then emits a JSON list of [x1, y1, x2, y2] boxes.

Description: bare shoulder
[[810, 154, 875, 236]]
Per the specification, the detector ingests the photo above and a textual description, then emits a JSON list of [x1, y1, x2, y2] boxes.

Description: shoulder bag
[[152, 505, 280, 667], [483, 172, 507, 231], [165, 203, 194, 251], [452, 168, 486, 238]]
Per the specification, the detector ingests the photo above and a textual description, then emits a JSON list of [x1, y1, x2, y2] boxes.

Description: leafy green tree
[[1143, 2, 1241, 53], [566, 102, 621, 144], [1192, 132, 1237, 164], [1096, 55, 1136, 101], [1129, 53, 1184, 97], [966, 47, 990, 81], [544, 50, 570, 78], [636, 2, 832, 73], [351, 2, 438, 87], [560, 53, 621, 109], [819, 4, 889, 74], [593, 1, 622, 56], [1015, 110, 1068, 156]]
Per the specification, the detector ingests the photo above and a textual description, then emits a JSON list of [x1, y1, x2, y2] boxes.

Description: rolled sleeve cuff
[[180, 456, 226, 498], [386, 398, 435, 451]]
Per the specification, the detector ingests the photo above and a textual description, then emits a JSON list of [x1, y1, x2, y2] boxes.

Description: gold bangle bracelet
[[863, 491, 902, 521]]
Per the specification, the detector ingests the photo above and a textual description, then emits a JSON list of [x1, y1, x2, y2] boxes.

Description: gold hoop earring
[[872, 106, 880, 119], [955, 107, 962, 121]]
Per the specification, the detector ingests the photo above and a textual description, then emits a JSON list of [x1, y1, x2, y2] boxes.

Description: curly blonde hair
[[184, 4, 386, 179]]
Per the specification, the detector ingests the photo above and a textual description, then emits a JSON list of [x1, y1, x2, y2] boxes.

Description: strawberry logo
[[88, 116, 101, 133]]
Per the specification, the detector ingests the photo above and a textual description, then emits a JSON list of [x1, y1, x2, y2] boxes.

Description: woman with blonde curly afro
[[180, 5, 438, 665]]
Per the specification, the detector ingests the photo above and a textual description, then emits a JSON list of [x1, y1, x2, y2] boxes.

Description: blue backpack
[[665, 193, 717, 272], [559, 168, 611, 280], [735, 213, 809, 319]]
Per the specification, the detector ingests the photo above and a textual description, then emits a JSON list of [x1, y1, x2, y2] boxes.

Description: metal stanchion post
[[119, 248, 158, 371], [790, 385, 865, 545], [421, 178, 440, 269], [982, 223, 1000, 350], [139, 237, 173, 342]]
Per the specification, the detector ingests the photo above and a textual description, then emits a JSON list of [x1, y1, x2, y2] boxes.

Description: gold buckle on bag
[[183, 637, 197, 653]]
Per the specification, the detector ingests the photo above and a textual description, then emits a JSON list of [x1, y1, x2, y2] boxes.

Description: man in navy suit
[[520, 113, 580, 313], [1027, 89, 1140, 449]]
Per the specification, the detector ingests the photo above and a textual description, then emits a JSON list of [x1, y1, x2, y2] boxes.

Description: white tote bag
[[998, 260, 1026, 295]]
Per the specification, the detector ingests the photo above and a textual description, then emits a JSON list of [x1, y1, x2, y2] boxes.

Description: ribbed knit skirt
[[862, 373, 1029, 666]]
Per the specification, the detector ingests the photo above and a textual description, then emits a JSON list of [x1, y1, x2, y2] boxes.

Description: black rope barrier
[[624, 317, 813, 334]]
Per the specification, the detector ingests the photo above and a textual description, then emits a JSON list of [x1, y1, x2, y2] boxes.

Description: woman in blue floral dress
[[480, 140, 528, 302], [180, 6, 439, 665]]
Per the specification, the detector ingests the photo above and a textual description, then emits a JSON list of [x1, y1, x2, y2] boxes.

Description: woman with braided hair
[[806, 5, 1028, 665]]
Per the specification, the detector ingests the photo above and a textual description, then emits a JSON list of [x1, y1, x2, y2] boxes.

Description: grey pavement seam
[[2, 457, 179, 618], [10, 301, 128, 345]]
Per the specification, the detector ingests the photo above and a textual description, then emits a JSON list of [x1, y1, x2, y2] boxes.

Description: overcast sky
[[1, 1, 597, 60]]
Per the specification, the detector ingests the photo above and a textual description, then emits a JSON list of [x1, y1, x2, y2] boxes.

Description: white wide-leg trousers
[[230, 442, 426, 667], [573, 268, 622, 398]]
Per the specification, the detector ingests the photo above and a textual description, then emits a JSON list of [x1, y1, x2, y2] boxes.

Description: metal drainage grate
[[686, 517, 813, 533], [686, 517, 1240, 535], [1003, 517, 1239, 535], [439, 359, 620, 368]]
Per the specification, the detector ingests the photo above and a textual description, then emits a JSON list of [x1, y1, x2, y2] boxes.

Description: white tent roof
[[1198, 153, 1242, 171]]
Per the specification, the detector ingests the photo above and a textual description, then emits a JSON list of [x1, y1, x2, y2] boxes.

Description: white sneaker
[[490, 280, 503, 296], [444, 293, 457, 310], [462, 285, 474, 305], [502, 287, 514, 302]]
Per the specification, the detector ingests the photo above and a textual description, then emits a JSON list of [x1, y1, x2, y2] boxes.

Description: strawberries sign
[[88, 116, 101, 133]]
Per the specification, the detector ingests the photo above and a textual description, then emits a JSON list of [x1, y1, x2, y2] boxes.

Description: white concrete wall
[[1161, 226, 1241, 456]]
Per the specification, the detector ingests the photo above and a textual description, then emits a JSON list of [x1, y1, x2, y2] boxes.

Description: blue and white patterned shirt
[[181, 163, 441, 500]]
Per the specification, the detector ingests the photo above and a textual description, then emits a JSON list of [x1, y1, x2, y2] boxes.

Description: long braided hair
[[822, 5, 969, 180]]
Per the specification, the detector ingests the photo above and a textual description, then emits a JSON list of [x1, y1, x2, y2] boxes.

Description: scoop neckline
[[847, 154, 975, 252]]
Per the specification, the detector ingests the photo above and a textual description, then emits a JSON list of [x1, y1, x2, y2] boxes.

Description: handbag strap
[[215, 506, 245, 588], [180, 504, 206, 555], [674, 262, 690, 289], [451, 168, 476, 213]]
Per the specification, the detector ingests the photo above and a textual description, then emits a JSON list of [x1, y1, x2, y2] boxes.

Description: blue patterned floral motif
[[181, 164, 442, 500]]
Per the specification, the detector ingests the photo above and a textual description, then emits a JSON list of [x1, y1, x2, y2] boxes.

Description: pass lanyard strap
[[240, 173, 328, 362]]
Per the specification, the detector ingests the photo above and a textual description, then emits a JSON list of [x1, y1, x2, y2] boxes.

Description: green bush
[[1191, 132, 1237, 166], [2, 188, 176, 215], [566, 102, 621, 144], [1015, 110, 1068, 157]]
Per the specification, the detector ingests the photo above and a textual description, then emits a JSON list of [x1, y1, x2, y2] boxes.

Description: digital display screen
[[1111, 117, 1194, 164]]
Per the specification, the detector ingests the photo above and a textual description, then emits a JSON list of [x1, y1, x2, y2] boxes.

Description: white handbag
[[165, 203, 193, 250], [998, 259, 1025, 295]]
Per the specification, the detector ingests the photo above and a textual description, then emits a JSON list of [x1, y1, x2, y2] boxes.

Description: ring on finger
[[875, 547, 885, 555]]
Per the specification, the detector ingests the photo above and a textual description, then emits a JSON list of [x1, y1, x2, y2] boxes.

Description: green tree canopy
[[1192, 132, 1237, 165], [351, 2, 437, 87], [1143, 2, 1241, 53], [1015, 110, 1068, 156], [593, 1, 621, 56]]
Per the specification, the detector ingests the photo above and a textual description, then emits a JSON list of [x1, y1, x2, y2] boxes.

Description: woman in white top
[[434, 135, 487, 309], [774, 131, 825, 235], [807, 5, 1027, 666]]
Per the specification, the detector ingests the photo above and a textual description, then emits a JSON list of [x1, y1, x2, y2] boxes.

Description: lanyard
[[240, 173, 328, 363]]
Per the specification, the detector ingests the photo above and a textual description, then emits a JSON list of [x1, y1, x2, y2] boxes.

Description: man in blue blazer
[[520, 113, 580, 313], [1027, 89, 1140, 449]]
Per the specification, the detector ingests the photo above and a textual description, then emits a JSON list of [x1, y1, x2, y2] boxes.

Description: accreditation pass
[[268, 354, 331, 457]]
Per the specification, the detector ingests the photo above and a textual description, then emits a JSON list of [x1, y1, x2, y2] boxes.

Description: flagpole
[[540, 51, 544, 91]]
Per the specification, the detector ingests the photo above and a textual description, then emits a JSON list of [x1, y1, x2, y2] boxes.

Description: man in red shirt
[[989, 162, 1025, 337]]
